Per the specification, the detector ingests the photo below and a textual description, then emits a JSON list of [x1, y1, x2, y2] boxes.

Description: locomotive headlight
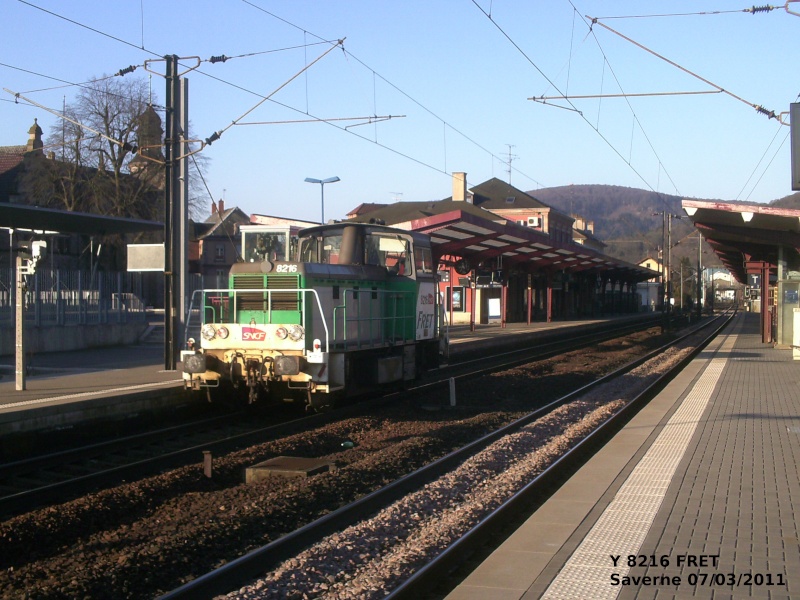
[[275, 326, 289, 340], [216, 326, 229, 339], [201, 324, 216, 341], [288, 324, 305, 341]]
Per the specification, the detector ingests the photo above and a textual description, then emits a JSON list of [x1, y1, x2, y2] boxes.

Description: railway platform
[[0, 313, 656, 440], [445, 313, 659, 356], [0, 339, 187, 443], [444, 310, 799, 600]]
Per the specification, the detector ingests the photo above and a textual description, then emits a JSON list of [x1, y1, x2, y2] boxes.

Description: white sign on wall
[[127, 243, 164, 272]]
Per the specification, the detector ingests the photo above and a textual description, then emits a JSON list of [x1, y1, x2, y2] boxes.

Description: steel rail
[[0, 409, 332, 517], [387, 309, 735, 599], [0, 315, 660, 517], [161, 311, 731, 599]]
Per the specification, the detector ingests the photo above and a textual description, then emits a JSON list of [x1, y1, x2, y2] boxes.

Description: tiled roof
[[346, 202, 387, 217], [0, 145, 25, 155], [348, 199, 503, 226], [467, 178, 551, 210], [0, 146, 25, 176], [198, 206, 250, 239]]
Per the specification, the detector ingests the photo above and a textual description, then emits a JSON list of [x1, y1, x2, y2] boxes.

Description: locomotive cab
[[183, 222, 441, 409]]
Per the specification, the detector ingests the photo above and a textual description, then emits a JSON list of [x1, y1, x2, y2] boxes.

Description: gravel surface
[[0, 327, 681, 599], [225, 344, 694, 599]]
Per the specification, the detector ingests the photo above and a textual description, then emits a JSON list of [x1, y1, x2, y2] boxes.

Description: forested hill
[[529, 184, 681, 240], [527, 184, 799, 265], [769, 191, 800, 209]]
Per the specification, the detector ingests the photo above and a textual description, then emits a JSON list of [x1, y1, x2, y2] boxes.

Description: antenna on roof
[[504, 144, 517, 184]]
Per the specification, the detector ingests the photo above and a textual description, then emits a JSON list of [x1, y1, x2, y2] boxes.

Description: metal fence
[[0, 268, 154, 326]]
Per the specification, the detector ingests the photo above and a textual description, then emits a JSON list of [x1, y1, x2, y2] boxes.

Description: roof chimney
[[218, 199, 225, 214], [452, 172, 467, 202]]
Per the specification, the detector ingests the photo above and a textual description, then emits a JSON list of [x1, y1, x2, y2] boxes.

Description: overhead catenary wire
[[585, 16, 786, 124], [9, 2, 345, 120], [240, 0, 547, 189], [190, 150, 244, 262], [525, 2, 796, 203], [585, 11, 796, 199], [739, 119, 795, 202], [590, 2, 800, 20], [8, 38, 345, 160], [234, 115, 404, 128], [736, 125, 788, 200], [737, 92, 800, 200], [741, 132, 790, 200], [471, 0, 680, 206], [589, 7, 764, 20], [202, 39, 344, 146], [203, 40, 337, 64], [17, 0, 161, 57], [12, 0, 550, 193], [2, 88, 164, 164], [533, 90, 723, 101], [581, 23, 683, 196], [0, 62, 156, 106]]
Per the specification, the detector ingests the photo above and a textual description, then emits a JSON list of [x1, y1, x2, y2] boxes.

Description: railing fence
[[0, 269, 203, 327]]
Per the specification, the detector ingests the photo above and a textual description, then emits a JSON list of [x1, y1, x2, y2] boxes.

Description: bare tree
[[28, 76, 157, 218], [21, 74, 210, 268]]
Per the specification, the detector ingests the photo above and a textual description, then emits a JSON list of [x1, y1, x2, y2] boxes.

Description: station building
[[349, 173, 656, 328]]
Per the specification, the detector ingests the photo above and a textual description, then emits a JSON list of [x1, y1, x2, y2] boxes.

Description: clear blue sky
[[2, 1, 798, 222]]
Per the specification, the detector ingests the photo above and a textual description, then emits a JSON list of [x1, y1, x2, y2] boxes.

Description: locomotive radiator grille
[[266, 275, 301, 311], [232, 274, 301, 312]]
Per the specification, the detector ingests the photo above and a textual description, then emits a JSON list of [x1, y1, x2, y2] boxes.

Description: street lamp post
[[304, 176, 340, 224]]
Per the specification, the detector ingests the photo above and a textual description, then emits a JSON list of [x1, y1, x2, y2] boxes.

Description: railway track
[[160, 310, 733, 599], [0, 410, 328, 518], [0, 315, 662, 519]]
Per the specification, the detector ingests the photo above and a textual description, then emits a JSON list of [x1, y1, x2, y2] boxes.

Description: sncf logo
[[242, 327, 267, 341], [419, 293, 436, 305]]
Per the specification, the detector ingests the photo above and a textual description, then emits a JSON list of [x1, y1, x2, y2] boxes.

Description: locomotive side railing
[[185, 288, 330, 353], [332, 288, 415, 349]]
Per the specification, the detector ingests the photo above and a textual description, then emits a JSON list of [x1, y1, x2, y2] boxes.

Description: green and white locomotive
[[182, 222, 443, 409]]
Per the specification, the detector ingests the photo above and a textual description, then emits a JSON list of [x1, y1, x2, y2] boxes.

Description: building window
[[215, 244, 225, 262], [448, 286, 465, 311], [415, 246, 433, 274]]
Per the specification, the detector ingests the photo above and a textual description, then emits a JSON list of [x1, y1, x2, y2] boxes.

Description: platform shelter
[[683, 198, 800, 348], [350, 176, 655, 329]]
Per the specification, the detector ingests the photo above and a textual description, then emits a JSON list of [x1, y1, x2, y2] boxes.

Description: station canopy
[[0, 203, 162, 235], [682, 199, 800, 283], [350, 199, 655, 283]]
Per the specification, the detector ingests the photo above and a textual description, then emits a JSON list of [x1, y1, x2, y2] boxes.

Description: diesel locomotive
[[182, 222, 444, 409]]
